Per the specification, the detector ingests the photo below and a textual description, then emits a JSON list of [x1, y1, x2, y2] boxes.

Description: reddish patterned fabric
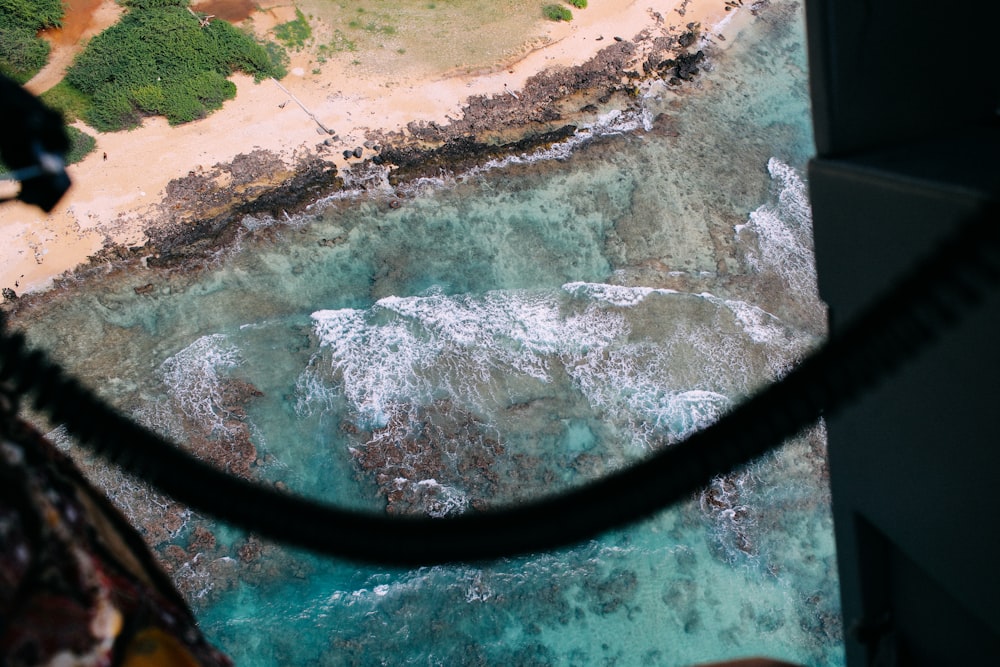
[[0, 417, 230, 666]]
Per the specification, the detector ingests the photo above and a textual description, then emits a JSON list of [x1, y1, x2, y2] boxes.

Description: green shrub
[[65, 6, 285, 131], [120, 0, 188, 8], [567, 0, 587, 8], [187, 69, 236, 108], [160, 90, 204, 124], [85, 87, 141, 132], [543, 4, 572, 21], [130, 84, 166, 114], [39, 81, 91, 123], [273, 8, 311, 49], [65, 126, 96, 164], [0, 25, 50, 82], [261, 40, 289, 78], [0, 0, 63, 29], [0, 0, 64, 81]]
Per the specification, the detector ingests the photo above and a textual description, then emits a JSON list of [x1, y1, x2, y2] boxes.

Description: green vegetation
[[63, 0, 285, 131], [543, 4, 572, 21], [297, 0, 550, 76], [39, 81, 91, 123], [0, 0, 63, 82], [320, 29, 357, 54], [348, 17, 396, 35], [121, 0, 189, 8], [274, 8, 312, 50], [567, 0, 587, 8], [65, 126, 96, 164], [262, 39, 290, 74]]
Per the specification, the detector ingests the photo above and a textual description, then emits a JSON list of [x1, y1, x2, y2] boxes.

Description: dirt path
[[23, 0, 124, 96]]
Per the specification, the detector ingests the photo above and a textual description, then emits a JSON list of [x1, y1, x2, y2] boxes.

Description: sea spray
[[306, 276, 808, 460], [737, 157, 826, 330], [158, 334, 243, 437]]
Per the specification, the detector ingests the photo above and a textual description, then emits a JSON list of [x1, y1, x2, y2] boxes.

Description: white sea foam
[[293, 366, 340, 418], [308, 283, 792, 449], [691, 293, 785, 346], [305, 160, 820, 447], [738, 158, 818, 303], [465, 571, 493, 603], [413, 479, 470, 518], [562, 281, 678, 307], [709, 10, 738, 39], [620, 386, 731, 445], [311, 289, 631, 427], [568, 339, 734, 448], [585, 108, 645, 137], [452, 109, 646, 180], [339, 161, 395, 194], [158, 334, 242, 436], [304, 108, 649, 217], [239, 214, 280, 232]]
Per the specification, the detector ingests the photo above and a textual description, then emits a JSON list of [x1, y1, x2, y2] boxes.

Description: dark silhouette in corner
[[806, 0, 1000, 664]]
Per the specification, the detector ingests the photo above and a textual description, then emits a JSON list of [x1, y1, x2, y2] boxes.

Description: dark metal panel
[[805, 0, 1000, 157], [806, 1, 1000, 663]]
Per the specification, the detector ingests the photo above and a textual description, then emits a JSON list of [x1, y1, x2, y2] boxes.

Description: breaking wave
[[158, 334, 243, 437], [304, 274, 805, 450], [738, 157, 819, 305]]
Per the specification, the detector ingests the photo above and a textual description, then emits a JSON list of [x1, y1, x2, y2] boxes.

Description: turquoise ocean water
[[26, 1, 844, 664]]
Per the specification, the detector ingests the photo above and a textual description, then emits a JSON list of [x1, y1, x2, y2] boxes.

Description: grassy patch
[[321, 30, 357, 53], [274, 8, 313, 50], [543, 4, 572, 21], [39, 81, 92, 123], [567, 0, 586, 8], [65, 126, 97, 164], [347, 18, 395, 33], [295, 0, 552, 75]]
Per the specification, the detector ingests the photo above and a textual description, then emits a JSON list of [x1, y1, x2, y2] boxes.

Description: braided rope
[[1, 196, 996, 565]]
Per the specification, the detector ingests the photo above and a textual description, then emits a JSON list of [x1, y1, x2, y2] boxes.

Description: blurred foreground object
[[806, 0, 1000, 663], [0, 408, 231, 666], [0, 74, 70, 212]]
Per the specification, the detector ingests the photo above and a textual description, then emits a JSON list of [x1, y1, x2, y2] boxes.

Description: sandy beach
[[1, 0, 746, 295]]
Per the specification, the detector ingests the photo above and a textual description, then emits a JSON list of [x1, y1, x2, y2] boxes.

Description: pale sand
[[1, 0, 746, 295]]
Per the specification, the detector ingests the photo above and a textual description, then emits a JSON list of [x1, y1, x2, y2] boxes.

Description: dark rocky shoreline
[[12, 19, 726, 294]]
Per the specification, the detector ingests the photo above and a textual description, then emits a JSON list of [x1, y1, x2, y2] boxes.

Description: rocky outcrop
[[377, 125, 578, 184], [143, 150, 341, 267], [349, 401, 506, 516], [34, 16, 725, 302]]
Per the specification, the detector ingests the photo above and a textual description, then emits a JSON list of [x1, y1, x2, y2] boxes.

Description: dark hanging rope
[[1, 196, 997, 566]]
